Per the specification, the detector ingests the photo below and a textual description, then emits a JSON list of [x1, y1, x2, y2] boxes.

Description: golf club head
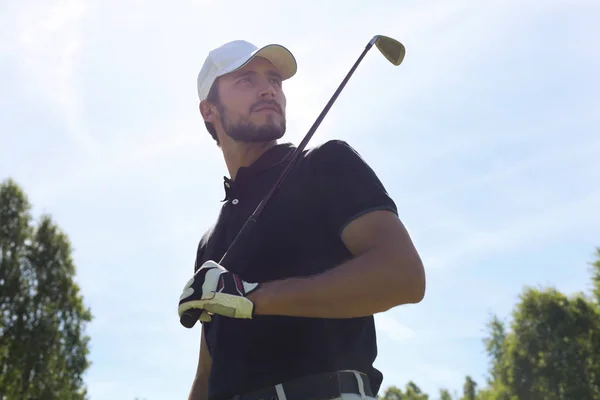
[[373, 35, 405, 66]]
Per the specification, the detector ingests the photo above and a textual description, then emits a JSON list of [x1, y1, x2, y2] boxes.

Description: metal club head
[[372, 35, 406, 66]]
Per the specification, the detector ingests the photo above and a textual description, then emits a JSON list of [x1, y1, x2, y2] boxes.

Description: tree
[[377, 247, 600, 399], [461, 376, 477, 400], [480, 251, 600, 400], [591, 247, 600, 304], [381, 385, 404, 400], [405, 381, 429, 400], [380, 382, 429, 400], [439, 388, 453, 400], [0, 178, 93, 399]]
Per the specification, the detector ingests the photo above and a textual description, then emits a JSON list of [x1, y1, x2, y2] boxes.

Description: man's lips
[[253, 103, 281, 114], [254, 106, 279, 113]]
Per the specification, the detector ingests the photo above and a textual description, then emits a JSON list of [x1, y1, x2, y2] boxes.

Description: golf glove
[[178, 260, 260, 324]]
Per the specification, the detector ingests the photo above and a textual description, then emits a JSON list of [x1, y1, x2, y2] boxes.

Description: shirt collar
[[221, 142, 295, 201]]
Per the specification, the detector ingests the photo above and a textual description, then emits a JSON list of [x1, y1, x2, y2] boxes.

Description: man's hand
[[178, 260, 261, 325]]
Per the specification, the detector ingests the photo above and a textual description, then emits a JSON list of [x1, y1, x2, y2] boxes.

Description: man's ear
[[199, 100, 217, 124]]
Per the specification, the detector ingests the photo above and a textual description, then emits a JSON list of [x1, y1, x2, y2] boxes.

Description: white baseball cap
[[197, 40, 297, 102]]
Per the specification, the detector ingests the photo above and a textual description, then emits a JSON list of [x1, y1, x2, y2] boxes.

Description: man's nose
[[258, 79, 277, 97]]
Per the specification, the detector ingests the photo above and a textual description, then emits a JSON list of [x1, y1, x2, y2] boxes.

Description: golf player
[[177, 39, 426, 400]]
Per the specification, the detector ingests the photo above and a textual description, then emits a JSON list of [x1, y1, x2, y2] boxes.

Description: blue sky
[[1, 0, 599, 398]]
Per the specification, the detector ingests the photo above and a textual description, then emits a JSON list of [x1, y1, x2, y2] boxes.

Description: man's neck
[[221, 140, 278, 180]]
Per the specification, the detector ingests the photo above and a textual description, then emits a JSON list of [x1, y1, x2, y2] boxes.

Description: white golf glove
[[178, 260, 261, 325]]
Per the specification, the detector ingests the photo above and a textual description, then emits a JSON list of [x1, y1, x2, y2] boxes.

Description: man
[[178, 39, 426, 400]]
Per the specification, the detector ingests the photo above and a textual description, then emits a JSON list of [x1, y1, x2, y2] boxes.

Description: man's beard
[[219, 107, 286, 143]]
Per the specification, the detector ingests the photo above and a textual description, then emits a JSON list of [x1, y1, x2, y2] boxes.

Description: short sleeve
[[194, 243, 204, 273], [193, 229, 211, 273], [308, 140, 398, 236]]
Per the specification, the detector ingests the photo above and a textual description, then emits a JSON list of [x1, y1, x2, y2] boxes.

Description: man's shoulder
[[302, 139, 365, 168], [302, 139, 374, 174], [304, 139, 358, 158]]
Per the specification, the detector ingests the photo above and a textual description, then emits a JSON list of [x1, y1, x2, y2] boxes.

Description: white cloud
[[3, 0, 94, 151], [419, 186, 600, 271], [419, 363, 466, 390], [375, 313, 417, 342]]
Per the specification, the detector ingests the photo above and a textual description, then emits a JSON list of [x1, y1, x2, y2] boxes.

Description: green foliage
[[591, 247, 600, 304], [0, 178, 93, 399], [379, 247, 600, 400], [380, 382, 429, 400], [461, 376, 477, 400], [478, 249, 600, 399], [481, 286, 600, 400], [439, 388, 452, 400]]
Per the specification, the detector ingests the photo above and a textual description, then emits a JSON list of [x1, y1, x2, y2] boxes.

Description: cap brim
[[222, 44, 297, 81]]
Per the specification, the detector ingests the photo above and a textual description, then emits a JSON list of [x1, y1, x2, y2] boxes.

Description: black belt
[[231, 371, 373, 400]]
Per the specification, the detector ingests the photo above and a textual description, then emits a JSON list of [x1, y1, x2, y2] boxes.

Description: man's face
[[209, 57, 287, 143]]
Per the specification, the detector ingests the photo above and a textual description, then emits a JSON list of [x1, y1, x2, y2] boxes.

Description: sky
[[1, 0, 599, 398]]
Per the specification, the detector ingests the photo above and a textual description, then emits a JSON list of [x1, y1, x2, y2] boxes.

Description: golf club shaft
[[180, 39, 377, 328]]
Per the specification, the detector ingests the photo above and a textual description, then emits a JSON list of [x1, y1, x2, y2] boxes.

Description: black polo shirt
[[194, 139, 398, 400]]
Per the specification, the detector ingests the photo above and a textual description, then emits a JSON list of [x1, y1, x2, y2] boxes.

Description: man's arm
[[249, 209, 425, 318], [187, 326, 211, 400], [249, 140, 425, 318]]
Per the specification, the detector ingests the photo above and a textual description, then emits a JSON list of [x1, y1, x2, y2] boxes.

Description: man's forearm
[[188, 373, 209, 400], [249, 245, 425, 319], [188, 328, 211, 400]]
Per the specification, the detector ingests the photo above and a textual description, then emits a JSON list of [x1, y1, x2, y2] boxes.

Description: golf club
[[180, 34, 406, 328]]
